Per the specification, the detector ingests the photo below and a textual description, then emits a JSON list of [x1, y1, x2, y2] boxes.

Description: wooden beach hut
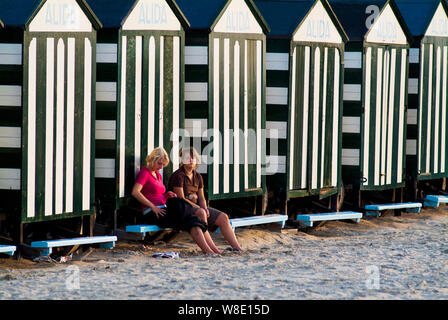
[[87, 0, 189, 225], [0, 17, 13, 256], [175, 0, 270, 208], [330, 0, 418, 211], [0, 0, 118, 252], [254, 0, 348, 216], [395, 0, 448, 201]]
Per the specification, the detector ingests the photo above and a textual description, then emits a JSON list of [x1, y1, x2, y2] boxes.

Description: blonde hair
[[179, 146, 200, 170], [146, 147, 170, 169]]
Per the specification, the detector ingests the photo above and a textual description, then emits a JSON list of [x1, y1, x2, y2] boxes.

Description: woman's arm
[[131, 183, 165, 217], [172, 186, 200, 208], [197, 187, 208, 210]]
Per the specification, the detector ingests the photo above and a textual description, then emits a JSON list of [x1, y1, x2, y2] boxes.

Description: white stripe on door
[[134, 36, 142, 178], [223, 38, 230, 194], [234, 41, 240, 193], [320, 47, 328, 189], [418, 44, 425, 172], [45, 38, 54, 216], [386, 49, 396, 185], [244, 40, 248, 190], [397, 49, 407, 183], [289, 48, 296, 190], [27, 38, 37, 218], [311, 47, 320, 190], [374, 47, 383, 186], [119, 36, 127, 198], [159, 36, 164, 149], [148, 36, 156, 155], [380, 49, 389, 186], [213, 38, 220, 194], [441, 46, 447, 173], [301, 46, 310, 189], [256, 40, 262, 189], [82, 38, 92, 211], [66, 38, 75, 213], [172, 36, 180, 172], [426, 44, 433, 174], [363, 47, 372, 185], [55, 39, 65, 215], [434, 46, 441, 174], [332, 49, 340, 187]]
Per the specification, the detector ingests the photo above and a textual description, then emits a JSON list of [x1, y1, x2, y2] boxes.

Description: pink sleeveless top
[[134, 167, 167, 209]]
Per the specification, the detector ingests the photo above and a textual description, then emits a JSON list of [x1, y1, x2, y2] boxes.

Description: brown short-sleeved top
[[168, 166, 203, 204]]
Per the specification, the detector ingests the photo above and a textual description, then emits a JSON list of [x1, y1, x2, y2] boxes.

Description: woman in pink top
[[131, 147, 220, 255]]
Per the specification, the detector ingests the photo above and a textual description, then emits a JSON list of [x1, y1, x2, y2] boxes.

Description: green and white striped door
[[288, 44, 343, 196], [117, 32, 183, 199], [360, 45, 408, 190], [22, 32, 96, 223], [208, 36, 266, 200], [417, 39, 448, 180]]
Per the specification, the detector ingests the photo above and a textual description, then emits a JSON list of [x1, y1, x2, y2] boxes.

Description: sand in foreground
[[1, 207, 447, 299]]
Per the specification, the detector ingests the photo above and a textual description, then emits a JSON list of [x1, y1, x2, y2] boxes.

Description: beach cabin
[[255, 0, 348, 215], [395, 0, 448, 201], [0, 0, 107, 247], [175, 0, 269, 206], [330, 0, 416, 209], [87, 0, 189, 218], [0, 17, 12, 255]]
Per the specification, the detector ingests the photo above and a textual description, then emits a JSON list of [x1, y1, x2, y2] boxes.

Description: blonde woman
[[132, 147, 218, 255], [168, 147, 243, 253]]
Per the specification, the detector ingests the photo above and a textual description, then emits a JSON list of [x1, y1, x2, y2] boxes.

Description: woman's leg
[[194, 208, 221, 254], [203, 231, 221, 254], [189, 227, 216, 254], [215, 213, 243, 251]]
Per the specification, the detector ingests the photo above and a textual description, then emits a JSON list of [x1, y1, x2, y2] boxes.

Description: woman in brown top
[[168, 147, 243, 253]]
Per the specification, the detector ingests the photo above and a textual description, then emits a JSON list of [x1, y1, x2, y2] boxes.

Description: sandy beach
[[0, 206, 447, 300]]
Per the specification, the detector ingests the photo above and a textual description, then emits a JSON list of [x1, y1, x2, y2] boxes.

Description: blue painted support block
[[217, 214, 288, 233], [424, 195, 448, 208], [0, 245, 16, 256], [125, 225, 173, 238], [230, 214, 288, 231], [295, 211, 362, 227], [365, 202, 422, 217], [31, 236, 117, 256]]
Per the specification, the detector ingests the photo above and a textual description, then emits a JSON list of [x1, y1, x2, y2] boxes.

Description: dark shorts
[[191, 206, 224, 232], [141, 198, 208, 233]]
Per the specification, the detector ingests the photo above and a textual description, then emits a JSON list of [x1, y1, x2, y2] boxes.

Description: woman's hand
[[152, 206, 166, 218], [188, 193, 198, 202], [165, 191, 177, 198], [200, 206, 210, 218]]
